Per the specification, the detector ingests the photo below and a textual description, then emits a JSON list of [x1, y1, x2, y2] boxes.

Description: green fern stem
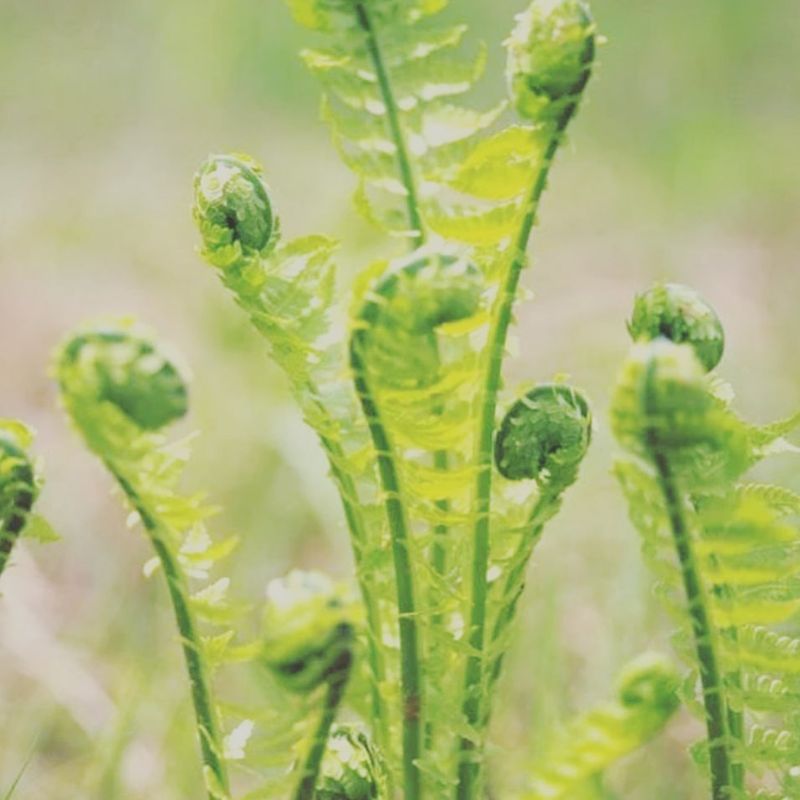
[[457, 112, 575, 800], [487, 486, 561, 690], [353, 1, 425, 249], [293, 651, 353, 800], [648, 447, 732, 800], [350, 342, 423, 800], [109, 468, 230, 799], [318, 433, 389, 743]]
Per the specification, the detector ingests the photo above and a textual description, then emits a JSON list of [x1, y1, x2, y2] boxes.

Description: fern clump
[[189, 0, 607, 796], [0, 420, 41, 579], [612, 284, 800, 799]]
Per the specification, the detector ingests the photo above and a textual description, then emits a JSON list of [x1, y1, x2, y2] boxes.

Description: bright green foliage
[[0, 420, 40, 579], [316, 725, 385, 800], [261, 570, 356, 693], [506, 0, 595, 123], [612, 287, 800, 798], [628, 283, 725, 372], [522, 652, 680, 800]]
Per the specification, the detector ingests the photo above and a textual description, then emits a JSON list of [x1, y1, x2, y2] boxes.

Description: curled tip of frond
[[354, 247, 483, 389], [57, 322, 189, 432], [494, 383, 591, 488], [261, 570, 355, 693], [628, 283, 724, 372], [316, 725, 384, 800], [616, 652, 680, 713], [193, 153, 276, 269], [611, 339, 711, 452], [506, 0, 595, 123], [0, 422, 37, 552]]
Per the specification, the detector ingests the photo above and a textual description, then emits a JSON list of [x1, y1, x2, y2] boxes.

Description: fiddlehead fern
[[488, 384, 591, 692], [56, 321, 233, 800], [612, 285, 800, 799], [350, 246, 484, 798], [316, 725, 385, 800], [261, 571, 357, 800], [628, 282, 725, 373], [520, 653, 680, 800], [193, 154, 391, 760], [0, 421, 39, 580]]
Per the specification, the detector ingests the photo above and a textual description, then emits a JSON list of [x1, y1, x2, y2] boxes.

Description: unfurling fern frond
[[260, 571, 359, 800], [193, 153, 391, 774], [487, 384, 591, 693], [611, 283, 800, 800], [55, 321, 235, 800], [0, 420, 42, 580], [521, 653, 680, 800]]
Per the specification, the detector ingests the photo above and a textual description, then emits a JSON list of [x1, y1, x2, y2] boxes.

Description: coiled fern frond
[[55, 320, 240, 800], [612, 283, 800, 799], [0, 420, 42, 580], [521, 652, 680, 800]]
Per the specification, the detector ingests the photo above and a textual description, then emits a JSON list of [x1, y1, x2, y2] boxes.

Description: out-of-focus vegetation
[[0, 1, 798, 797]]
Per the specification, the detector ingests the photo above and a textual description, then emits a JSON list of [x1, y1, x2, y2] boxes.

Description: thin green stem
[[351, 341, 422, 800], [457, 110, 575, 800], [487, 487, 561, 690], [320, 434, 388, 743], [293, 653, 352, 800], [109, 469, 229, 799], [353, 1, 425, 249], [648, 448, 732, 800]]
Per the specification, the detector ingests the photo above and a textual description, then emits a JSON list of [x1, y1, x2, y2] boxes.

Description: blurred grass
[[1, 0, 798, 797]]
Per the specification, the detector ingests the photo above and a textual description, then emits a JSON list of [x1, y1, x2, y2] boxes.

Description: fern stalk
[[458, 112, 576, 800], [352, 0, 425, 248], [648, 446, 732, 799], [350, 343, 423, 800], [293, 653, 352, 800], [111, 469, 230, 798]]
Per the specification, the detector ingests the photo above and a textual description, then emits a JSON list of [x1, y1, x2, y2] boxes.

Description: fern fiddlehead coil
[[261, 570, 357, 800], [488, 384, 591, 691], [628, 282, 725, 373], [521, 652, 680, 800], [56, 321, 231, 799], [194, 153, 276, 269], [0, 423, 38, 579]]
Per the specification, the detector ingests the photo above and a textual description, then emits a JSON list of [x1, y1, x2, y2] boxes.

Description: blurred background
[[1, 0, 798, 796]]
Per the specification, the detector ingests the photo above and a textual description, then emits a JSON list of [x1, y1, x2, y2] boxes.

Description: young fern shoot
[[612, 283, 800, 799], [55, 322, 234, 800], [521, 653, 680, 800], [260, 571, 358, 800]]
